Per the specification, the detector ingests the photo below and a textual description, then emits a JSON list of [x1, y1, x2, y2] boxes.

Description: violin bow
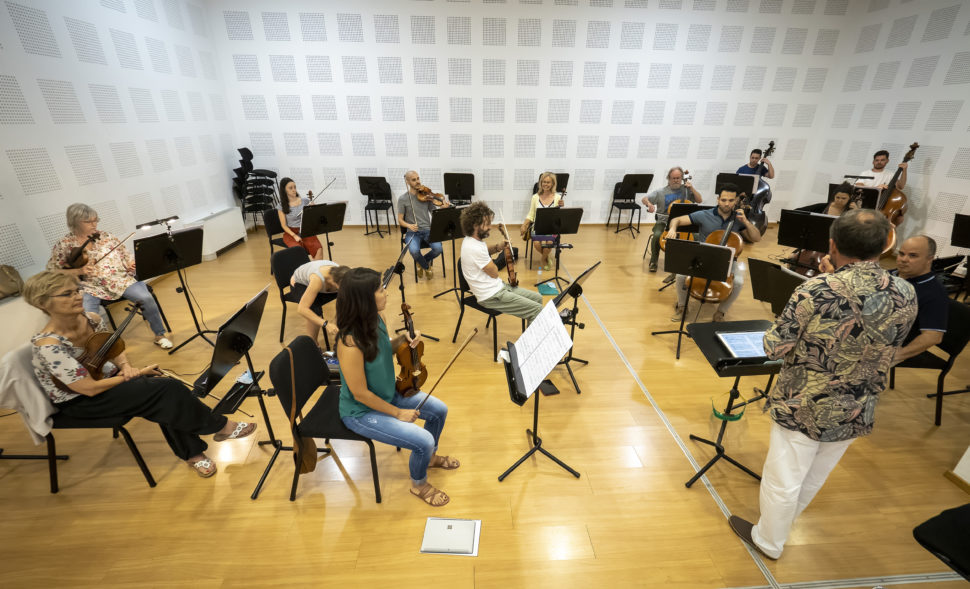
[[307, 176, 337, 205], [91, 231, 136, 266], [415, 328, 478, 411]]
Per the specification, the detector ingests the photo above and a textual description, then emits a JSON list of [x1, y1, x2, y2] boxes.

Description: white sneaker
[[154, 337, 174, 349]]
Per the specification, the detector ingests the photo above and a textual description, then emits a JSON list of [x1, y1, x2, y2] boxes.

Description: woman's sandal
[[213, 422, 257, 442], [411, 484, 450, 507], [429, 455, 460, 470], [188, 456, 217, 478]]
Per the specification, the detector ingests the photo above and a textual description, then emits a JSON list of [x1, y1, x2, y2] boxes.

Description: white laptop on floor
[[420, 518, 478, 555]]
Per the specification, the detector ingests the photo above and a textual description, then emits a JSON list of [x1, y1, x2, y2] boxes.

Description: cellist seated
[[459, 202, 543, 323], [665, 185, 761, 322], [641, 167, 703, 273], [23, 271, 256, 479]]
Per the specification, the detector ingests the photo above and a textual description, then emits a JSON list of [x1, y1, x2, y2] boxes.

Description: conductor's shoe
[[728, 515, 777, 561]]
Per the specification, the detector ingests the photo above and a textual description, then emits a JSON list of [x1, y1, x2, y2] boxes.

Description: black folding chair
[[270, 247, 337, 348]]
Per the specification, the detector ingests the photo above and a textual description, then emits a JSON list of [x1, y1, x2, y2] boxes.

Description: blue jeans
[[405, 229, 443, 270], [341, 392, 448, 484], [83, 281, 167, 336]]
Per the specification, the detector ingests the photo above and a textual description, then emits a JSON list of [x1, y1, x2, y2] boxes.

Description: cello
[[687, 195, 749, 305], [746, 140, 775, 236], [658, 170, 696, 252]]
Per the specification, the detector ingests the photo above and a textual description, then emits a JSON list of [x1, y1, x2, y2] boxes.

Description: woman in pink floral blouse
[[47, 203, 173, 349]]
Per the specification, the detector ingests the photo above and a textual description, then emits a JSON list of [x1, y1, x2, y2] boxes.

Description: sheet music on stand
[[503, 302, 573, 398]]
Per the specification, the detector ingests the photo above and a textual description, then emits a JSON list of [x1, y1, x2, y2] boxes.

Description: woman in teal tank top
[[336, 268, 459, 507]]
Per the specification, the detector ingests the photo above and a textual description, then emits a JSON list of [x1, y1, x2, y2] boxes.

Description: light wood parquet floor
[[1, 222, 968, 588]]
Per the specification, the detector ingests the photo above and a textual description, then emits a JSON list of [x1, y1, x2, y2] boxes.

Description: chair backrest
[[269, 336, 328, 418], [262, 208, 284, 236], [612, 181, 634, 203], [939, 298, 970, 358], [0, 343, 57, 444], [238, 147, 253, 161], [532, 173, 570, 195], [271, 247, 311, 291], [456, 257, 471, 293]]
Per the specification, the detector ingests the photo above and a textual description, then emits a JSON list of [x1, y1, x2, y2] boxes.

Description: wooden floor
[[1, 223, 968, 588]]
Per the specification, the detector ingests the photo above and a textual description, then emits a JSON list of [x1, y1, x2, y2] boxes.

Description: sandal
[[188, 455, 217, 478], [213, 421, 257, 442], [430, 455, 460, 470], [410, 483, 450, 507]]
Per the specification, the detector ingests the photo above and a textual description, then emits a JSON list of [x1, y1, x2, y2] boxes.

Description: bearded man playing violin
[[397, 170, 450, 281], [665, 185, 761, 322]]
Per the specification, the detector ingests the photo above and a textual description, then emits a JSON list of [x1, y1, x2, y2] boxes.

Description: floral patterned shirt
[[48, 232, 136, 300], [31, 314, 117, 404], [763, 261, 916, 442]]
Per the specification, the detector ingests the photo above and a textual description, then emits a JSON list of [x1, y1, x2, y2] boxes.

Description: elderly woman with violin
[[335, 267, 457, 506], [48, 203, 173, 349], [397, 170, 450, 280], [665, 184, 761, 322], [460, 201, 544, 322], [519, 172, 565, 271], [641, 167, 703, 273], [23, 271, 256, 478]]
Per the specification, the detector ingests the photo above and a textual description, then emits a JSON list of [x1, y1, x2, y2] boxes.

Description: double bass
[[878, 142, 918, 229], [746, 140, 775, 236]]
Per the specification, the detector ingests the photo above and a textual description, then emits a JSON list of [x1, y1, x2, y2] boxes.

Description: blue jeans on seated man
[[405, 229, 443, 270], [341, 391, 448, 485], [83, 281, 167, 336]]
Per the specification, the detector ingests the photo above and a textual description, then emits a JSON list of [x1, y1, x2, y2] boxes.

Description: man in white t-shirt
[[855, 149, 907, 190], [459, 202, 543, 322]]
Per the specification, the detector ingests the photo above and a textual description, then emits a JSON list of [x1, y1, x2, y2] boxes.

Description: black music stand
[[748, 258, 807, 316], [651, 238, 733, 359], [429, 206, 463, 302], [550, 261, 600, 394], [652, 203, 712, 289], [383, 236, 440, 342], [615, 174, 653, 236], [827, 184, 879, 210], [359, 176, 393, 237], [951, 214, 970, 248], [534, 207, 584, 290], [716, 172, 758, 198], [684, 320, 782, 488], [301, 202, 346, 260], [498, 341, 580, 482], [443, 173, 474, 206], [133, 226, 214, 355], [777, 209, 835, 273]]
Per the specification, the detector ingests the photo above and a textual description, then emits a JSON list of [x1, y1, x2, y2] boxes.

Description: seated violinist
[[460, 202, 543, 322], [797, 182, 859, 216], [48, 203, 173, 349], [290, 260, 351, 346], [520, 172, 564, 271], [397, 170, 450, 281], [666, 184, 761, 322], [336, 267, 457, 506], [24, 271, 256, 478]]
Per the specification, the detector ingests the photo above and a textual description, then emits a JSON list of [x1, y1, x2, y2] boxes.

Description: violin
[[878, 141, 918, 229], [414, 184, 446, 207], [395, 303, 428, 397], [497, 216, 518, 288], [687, 195, 749, 304], [65, 232, 101, 269], [659, 170, 695, 252], [52, 305, 141, 393]]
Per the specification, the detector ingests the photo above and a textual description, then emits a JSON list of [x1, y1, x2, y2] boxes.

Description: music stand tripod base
[[497, 386, 580, 482]]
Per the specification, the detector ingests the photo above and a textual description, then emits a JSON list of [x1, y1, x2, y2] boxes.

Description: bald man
[[892, 236, 948, 364], [397, 170, 450, 280]]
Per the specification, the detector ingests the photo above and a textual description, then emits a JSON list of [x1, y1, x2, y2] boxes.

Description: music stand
[[952, 214, 970, 248], [716, 172, 758, 198], [359, 176, 393, 237], [777, 209, 834, 252], [443, 173, 474, 206], [133, 227, 215, 355], [684, 320, 781, 488], [383, 235, 440, 342], [429, 206, 463, 302], [549, 261, 600, 394], [301, 202, 346, 260], [827, 184, 879, 210], [615, 174, 653, 236], [651, 239, 734, 360], [534, 207, 584, 290], [748, 258, 807, 316]]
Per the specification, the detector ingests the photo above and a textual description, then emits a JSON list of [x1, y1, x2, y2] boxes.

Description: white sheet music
[[512, 301, 573, 396]]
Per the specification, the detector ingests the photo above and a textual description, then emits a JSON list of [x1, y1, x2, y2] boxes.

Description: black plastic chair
[[913, 503, 970, 581], [270, 247, 337, 347], [454, 257, 525, 361], [889, 298, 970, 426], [101, 284, 171, 333], [46, 415, 156, 493], [262, 208, 287, 259], [363, 179, 395, 237], [607, 181, 641, 234], [269, 336, 382, 502]]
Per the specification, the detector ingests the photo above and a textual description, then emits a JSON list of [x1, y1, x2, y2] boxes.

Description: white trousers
[[750, 422, 854, 559]]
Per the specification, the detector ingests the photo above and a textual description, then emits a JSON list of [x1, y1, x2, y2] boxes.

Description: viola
[[65, 232, 101, 269], [659, 170, 695, 252], [687, 195, 749, 304], [877, 141, 918, 229], [52, 305, 141, 393], [395, 303, 428, 398], [414, 184, 446, 207], [497, 219, 518, 288]]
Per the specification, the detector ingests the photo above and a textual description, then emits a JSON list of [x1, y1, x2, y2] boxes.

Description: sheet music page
[[512, 301, 573, 395]]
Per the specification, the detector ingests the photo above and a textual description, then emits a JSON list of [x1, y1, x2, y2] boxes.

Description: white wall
[[2, 0, 969, 279]]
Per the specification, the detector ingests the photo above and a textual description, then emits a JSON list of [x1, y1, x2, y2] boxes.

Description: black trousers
[[56, 377, 228, 460]]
